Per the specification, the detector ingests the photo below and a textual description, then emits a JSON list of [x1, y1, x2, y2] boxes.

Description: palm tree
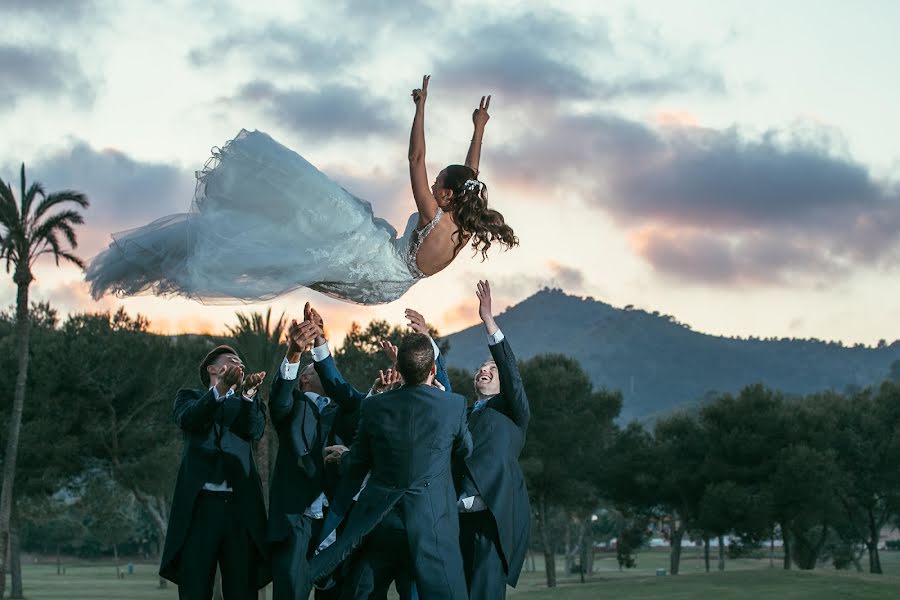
[[0, 164, 88, 597]]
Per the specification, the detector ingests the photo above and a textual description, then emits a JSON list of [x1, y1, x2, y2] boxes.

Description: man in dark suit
[[268, 316, 356, 600], [455, 280, 531, 599], [311, 333, 472, 600], [159, 345, 269, 600], [310, 307, 451, 600]]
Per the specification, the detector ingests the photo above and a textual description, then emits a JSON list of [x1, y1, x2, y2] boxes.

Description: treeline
[[601, 381, 900, 576], [1, 304, 898, 592]]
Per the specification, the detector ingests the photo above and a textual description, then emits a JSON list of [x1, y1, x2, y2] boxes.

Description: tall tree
[[824, 384, 900, 573], [60, 309, 203, 588], [0, 164, 88, 596], [519, 353, 621, 587], [600, 422, 658, 571], [653, 413, 708, 575]]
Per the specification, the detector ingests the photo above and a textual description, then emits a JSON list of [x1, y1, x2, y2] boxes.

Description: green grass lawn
[[7, 550, 900, 599]]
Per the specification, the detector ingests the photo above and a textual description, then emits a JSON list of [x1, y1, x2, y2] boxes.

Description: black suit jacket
[[311, 384, 472, 595], [159, 388, 269, 587], [457, 336, 531, 586], [267, 360, 361, 543], [314, 354, 364, 497]]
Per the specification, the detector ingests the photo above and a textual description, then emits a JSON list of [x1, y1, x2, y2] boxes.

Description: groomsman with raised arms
[[456, 280, 531, 599], [267, 315, 353, 600]]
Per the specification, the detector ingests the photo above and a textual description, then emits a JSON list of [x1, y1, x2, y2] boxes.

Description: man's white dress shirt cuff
[[487, 329, 505, 346], [280, 357, 301, 380], [430, 337, 441, 359], [311, 342, 331, 363]]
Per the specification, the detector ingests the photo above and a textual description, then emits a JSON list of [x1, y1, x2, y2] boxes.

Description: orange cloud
[[440, 301, 481, 334], [654, 110, 700, 128]]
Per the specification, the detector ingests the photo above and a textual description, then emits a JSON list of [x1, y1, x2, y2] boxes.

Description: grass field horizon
[[6, 549, 900, 599]]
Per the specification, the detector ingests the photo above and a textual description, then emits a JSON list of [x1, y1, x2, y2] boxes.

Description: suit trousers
[[272, 513, 343, 600], [460, 510, 507, 600], [339, 506, 419, 600], [176, 490, 257, 600]]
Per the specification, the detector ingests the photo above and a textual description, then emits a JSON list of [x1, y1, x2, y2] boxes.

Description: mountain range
[[441, 289, 900, 421]]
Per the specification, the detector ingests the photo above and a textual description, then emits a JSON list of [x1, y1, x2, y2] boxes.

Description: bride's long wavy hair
[[441, 165, 518, 260]]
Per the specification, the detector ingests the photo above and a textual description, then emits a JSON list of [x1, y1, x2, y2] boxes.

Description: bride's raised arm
[[408, 75, 439, 223], [465, 95, 490, 176]]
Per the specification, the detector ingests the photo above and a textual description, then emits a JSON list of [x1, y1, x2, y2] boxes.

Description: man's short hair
[[199, 345, 238, 388], [396, 333, 435, 385]]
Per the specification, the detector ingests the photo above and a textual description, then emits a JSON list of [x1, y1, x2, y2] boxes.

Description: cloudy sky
[[2, 0, 899, 345]]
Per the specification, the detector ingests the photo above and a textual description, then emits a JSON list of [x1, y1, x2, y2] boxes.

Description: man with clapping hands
[[160, 345, 270, 599]]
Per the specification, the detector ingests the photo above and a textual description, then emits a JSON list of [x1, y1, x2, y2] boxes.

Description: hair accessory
[[463, 179, 481, 193]]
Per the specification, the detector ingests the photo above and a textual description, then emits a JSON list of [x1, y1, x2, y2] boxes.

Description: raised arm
[[408, 75, 440, 222], [270, 319, 319, 424], [306, 302, 365, 411], [465, 95, 490, 176], [230, 371, 267, 441], [478, 280, 529, 430], [315, 354, 365, 411]]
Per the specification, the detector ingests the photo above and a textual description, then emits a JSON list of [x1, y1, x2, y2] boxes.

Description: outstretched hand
[[379, 339, 399, 365], [287, 319, 319, 358], [216, 364, 244, 397], [476, 280, 499, 335], [405, 308, 430, 336], [239, 371, 266, 398], [473, 95, 491, 129], [412, 75, 430, 105], [304, 302, 325, 336], [372, 368, 402, 394]]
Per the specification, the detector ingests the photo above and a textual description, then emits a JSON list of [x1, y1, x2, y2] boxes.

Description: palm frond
[[227, 308, 288, 373], [32, 210, 85, 248], [55, 250, 86, 270], [1, 165, 88, 274], [55, 221, 78, 248], [33, 190, 89, 221], [32, 230, 62, 265], [0, 181, 20, 230]]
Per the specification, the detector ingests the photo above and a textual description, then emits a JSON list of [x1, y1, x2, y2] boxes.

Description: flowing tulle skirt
[[86, 130, 423, 305]]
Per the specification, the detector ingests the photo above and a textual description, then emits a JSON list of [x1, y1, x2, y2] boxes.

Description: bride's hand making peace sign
[[473, 95, 491, 129], [412, 74, 430, 105]]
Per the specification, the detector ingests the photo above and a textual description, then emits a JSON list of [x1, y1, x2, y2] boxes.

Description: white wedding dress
[[86, 130, 443, 305]]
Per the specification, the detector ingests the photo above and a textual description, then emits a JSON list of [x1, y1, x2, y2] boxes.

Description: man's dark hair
[[396, 333, 435, 385], [199, 345, 238, 388]]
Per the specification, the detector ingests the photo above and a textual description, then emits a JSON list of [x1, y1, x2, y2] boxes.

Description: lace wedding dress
[[86, 130, 443, 305]]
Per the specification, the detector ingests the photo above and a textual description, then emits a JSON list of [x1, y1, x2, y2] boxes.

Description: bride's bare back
[[407, 76, 515, 276], [414, 211, 470, 276]]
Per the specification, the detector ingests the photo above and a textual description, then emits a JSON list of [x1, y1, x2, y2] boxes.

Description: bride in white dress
[[85, 76, 518, 305]]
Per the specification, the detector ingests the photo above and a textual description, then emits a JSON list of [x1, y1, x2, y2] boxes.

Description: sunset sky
[[2, 0, 899, 346]]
